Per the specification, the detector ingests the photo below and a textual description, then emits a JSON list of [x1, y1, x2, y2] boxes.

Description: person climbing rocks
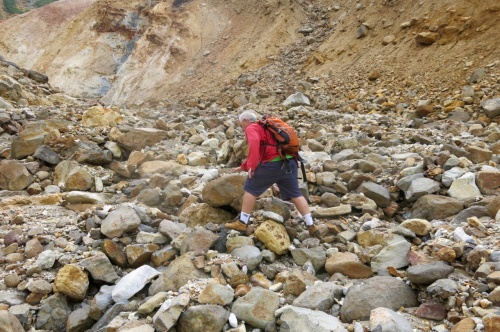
[[225, 110, 319, 237]]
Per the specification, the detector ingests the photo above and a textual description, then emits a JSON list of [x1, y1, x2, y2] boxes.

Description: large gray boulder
[[177, 305, 229, 332], [410, 194, 464, 220], [201, 173, 246, 209], [406, 261, 454, 285], [482, 98, 500, 118], [292, 282, 343, 311], [340, 276, 418, 322], [100, 205, 142, 239], [231, 288, 280, 329]]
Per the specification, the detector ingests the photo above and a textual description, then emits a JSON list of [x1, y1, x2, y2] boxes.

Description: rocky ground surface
[[1, 50, 500, 332]]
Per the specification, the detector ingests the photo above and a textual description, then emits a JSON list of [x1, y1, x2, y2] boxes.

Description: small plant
[[3, 0, 23, 14]]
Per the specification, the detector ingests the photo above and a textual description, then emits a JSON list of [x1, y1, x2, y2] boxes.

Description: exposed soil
[[0, 0, 497, 107]]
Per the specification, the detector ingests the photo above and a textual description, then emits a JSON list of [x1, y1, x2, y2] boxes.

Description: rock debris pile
[[1, 57, 500, 331]]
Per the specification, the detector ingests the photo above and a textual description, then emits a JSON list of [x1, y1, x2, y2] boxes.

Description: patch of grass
[[35, 0, 58, 8], [3, 0, 23, 14]]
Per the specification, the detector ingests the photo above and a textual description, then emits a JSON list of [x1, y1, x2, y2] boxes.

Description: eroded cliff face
[[0, 0, 498, 106], [0, 0, 305, 105]]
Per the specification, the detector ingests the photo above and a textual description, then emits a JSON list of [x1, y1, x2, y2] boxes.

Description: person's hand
[[248, 168, 254, 178], [233, 166, 243, 172]]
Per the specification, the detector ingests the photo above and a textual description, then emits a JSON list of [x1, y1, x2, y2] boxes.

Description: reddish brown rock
[[25, 238, 44, 259], [415, 104, 434, 118], [476, 170, 500, 194], [407, 250, 436, 266], [101, 239, 128, 268], [125, 243, 160, 268], [465, 145, 492, 163], [414, 301, 447, 320], [4, 229, 24, 246]]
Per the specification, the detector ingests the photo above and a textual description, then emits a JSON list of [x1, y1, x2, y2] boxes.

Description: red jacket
[[241, 122, 279, 171]]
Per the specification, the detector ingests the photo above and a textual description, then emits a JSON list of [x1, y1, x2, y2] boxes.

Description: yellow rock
[[400, 218, 432, 236], [53, 264, 89, 301], [0, 194, 62, 208], [82, 105, 123, 127], [254, 220, 290, 256], [483, 314, 500, 332], [444, 100, 465, 112]]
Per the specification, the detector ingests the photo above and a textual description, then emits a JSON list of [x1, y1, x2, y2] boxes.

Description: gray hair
[[239, 110, 258, 123]]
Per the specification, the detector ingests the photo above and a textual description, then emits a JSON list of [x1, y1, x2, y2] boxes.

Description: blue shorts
[[243, 159, 302, 200]]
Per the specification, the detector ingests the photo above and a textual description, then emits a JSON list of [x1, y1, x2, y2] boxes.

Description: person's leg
[[276, 161, 314, 224], [291, 195, 315, 231], [225, 191, 258, 231], [240, 191, 257, 222], [291, 196, 310, 216], [291, 195, 313, 223], [226, 164, 278, 231], [239, 162, 281, 221], [276, 161, 318, 236]]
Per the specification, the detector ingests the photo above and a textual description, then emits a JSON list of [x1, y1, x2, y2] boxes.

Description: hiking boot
[[225, 220, 248, 233], [307, 224, 320, 238]]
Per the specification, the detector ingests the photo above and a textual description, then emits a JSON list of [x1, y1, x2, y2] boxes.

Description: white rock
[[229, 312, 238, 328], [261, 211, 284, 223], [269, 283, 283, 292], [112, 265, 160, 303], [200, 168, 219, 182], [454, 227, 476, 245], [442, 167, 467, 188], [447, 172, 481, 200]]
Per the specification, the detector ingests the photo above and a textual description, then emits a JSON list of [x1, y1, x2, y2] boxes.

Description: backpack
[[258, 115, 308, 183], [258, 115, 300, 159]]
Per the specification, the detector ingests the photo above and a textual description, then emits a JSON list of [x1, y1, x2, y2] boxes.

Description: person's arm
[[240, 124, 261, 176]]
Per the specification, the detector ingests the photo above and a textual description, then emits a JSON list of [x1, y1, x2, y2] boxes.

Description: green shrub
[[35, 0, 58, 7], [3, 0, 23, 14]]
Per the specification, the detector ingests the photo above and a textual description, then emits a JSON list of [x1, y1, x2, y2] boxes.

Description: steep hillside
[[0, 0, 498, 107]]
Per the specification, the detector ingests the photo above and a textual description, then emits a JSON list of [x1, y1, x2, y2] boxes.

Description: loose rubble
[[1, 14, 500, 332]]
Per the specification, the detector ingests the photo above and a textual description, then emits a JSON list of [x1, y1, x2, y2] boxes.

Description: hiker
[[225, 110, 319, 237]]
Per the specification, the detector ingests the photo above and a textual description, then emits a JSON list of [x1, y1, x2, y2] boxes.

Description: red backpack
[[258, 115, 300, 158], [258, 115, 307, 182]]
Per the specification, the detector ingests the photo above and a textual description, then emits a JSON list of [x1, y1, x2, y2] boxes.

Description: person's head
[[238, 110, 257, 130]]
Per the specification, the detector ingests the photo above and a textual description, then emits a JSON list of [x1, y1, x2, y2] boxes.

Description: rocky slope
[[1, 0, 500, 332], [1, 51, 500, 331]]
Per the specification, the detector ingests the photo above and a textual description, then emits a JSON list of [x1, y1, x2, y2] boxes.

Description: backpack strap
[[295, 153, 308, 183], [282, 153, 308, 183]]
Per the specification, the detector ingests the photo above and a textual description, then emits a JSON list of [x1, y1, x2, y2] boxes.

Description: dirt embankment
[[0, 0, 498, 106]]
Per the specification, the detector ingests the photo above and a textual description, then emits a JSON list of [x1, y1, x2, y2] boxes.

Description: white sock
[[240, 212, 251, 224], [303, 213, 314, 227]]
